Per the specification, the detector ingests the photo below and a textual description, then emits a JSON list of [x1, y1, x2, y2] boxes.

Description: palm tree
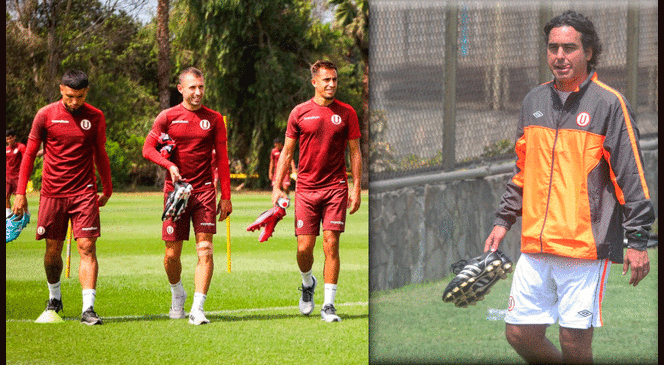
[[328, 0, 369, 188], [157, 0, 170, 110]]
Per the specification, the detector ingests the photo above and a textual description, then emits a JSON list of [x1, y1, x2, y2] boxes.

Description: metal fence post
[[443, 3, 458, 170], [538, 4, 553, 84], [626, 5, 639, 109]]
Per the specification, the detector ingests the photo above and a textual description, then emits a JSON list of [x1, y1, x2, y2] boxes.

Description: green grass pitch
[[370, 248, 658, 364], [6, 190, 368, 365]]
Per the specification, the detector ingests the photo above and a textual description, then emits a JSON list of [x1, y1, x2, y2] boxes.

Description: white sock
[[82, 289, 96, 312], [47, 281, 62, 300], [323, 283, 337, 306], [6, 208, 12, 218], [301, 270, 314, 287], [191, 292, 207, 312], [170, 280, 185, 298]]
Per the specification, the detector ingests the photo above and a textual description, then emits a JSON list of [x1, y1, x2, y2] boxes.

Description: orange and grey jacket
[[494, 71, 654, 263]]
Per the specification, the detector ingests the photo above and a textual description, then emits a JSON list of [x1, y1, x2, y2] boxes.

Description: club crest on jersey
[[200, 119, 211, 130], [167, 226, 174, 235], [576, 112, 591, 127], [331, 114, 342, 125], [80, 119, 92, 130]]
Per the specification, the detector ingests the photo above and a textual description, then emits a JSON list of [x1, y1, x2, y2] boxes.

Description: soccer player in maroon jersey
[[272, 60, 362, 322], [143, 67, 232, 325], [13, 69, 113, 325], [6, 129, 26, 218], [268, 137, 297, 195]]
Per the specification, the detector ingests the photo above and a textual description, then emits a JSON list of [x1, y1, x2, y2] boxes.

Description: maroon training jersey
[[6, 142, 26, 179], [143, 104, 231, 200], [286, 98, 361, 190], [16, 101, 113, 197]]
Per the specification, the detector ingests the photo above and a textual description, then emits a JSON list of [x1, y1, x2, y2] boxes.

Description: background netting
[[369, 1, 658, 181]]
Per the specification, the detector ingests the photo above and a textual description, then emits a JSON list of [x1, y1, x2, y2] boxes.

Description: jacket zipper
[[539, 92, 566, 252]]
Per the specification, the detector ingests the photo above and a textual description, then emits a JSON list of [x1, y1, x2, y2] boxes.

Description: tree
[[6, 0, 160, 188], [156, 0, 170, 110], [328, 0, 369, 188], [173, 0, 339, 187]]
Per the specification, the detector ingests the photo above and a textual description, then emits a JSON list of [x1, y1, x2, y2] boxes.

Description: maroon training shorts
[[6, 178, 18, 196], [162, 188, 217, 242], [294, 188, 348, 236], [36, 191, 101, 241]]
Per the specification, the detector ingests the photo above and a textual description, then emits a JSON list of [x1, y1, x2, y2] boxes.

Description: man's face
[[178, 73, 205, 110], [547, 25, 592, 91], [274, 142, 283, 150], [60, 85, 89, 112], [312, 67, 337, 100], [6, 135, 16, 147]]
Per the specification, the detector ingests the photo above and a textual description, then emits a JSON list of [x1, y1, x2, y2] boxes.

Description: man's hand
[[12, 194, 28, 216], [623, 248, 650, 286], [484, 225, 508, 252], [97, 194, 110, 207], [217, 199, 232, 221], [348, 188, 361, 214], [272, 186, 287, 207], [168, 165, 182, 183]]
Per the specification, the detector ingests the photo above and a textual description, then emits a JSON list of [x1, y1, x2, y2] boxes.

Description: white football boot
[[169, 291, 187, 319], [299, 276, 317, 315]]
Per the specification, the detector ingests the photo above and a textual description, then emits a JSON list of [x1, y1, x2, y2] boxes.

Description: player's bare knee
[[196, 241, 214, 257], [505, 325, 529, 347]]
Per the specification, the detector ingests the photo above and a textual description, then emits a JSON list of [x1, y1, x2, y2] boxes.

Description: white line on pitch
[[6, 301, 369, 323]]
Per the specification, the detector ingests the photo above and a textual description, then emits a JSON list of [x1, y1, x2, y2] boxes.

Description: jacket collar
[[550, 69, 597, 94]]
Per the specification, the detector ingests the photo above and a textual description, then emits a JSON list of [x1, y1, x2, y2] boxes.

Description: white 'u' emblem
[[331, 115, 342, 125], [200, 119, 211, 130], [81, 119, 91, 130]]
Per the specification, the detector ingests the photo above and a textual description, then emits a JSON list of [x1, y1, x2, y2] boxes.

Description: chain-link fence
[[369, 0, 658, 181]]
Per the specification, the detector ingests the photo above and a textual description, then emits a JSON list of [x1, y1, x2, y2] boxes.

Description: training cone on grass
[[35, 310, 65, 323]]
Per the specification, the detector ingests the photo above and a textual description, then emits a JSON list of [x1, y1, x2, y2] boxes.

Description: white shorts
[[504, 253, 610, 329]]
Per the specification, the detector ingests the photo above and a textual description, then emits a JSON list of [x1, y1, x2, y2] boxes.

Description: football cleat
[[162, 180, 192, 222], [45, 298, 64, 314], [188, 310, 210, 325], [169, 291, 187, 319], [157, 133, 176, 160], [246, 198, 289, 242], [6, 212, 30, 243], [298, 276, 317, 315], [320, 304, 342, 322], [80, 307, 103, 325], [442, 249, 513, 308]]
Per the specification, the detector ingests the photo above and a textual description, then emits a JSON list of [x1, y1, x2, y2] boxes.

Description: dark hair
[[544, 10, 602, 72], [273, 137, 283, 144], [6, 128, 16, 137], [310, 60, 337, 79], [61, 69, 89, 89], [179, 67, 204, 84]]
